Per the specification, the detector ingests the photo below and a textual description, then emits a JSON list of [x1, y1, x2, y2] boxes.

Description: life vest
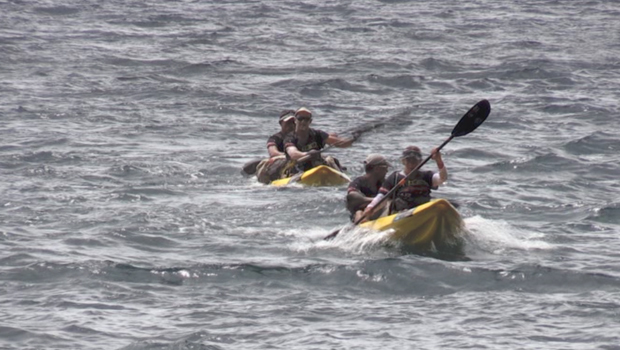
[[388, 171, 434, 212]]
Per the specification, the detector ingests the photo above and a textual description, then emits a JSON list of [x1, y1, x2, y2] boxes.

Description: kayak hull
[[360, 199, 464, 251], [270, 165, 350, 187]]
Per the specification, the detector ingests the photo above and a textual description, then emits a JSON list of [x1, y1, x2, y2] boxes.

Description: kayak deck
[[360, 199, 464, 251], [270, 165, 350, 187]]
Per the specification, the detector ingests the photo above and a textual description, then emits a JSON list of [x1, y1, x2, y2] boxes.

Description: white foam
[[286, 225, 398, 256], [463, 215, 552, 253], [280, 215, 552, 257]]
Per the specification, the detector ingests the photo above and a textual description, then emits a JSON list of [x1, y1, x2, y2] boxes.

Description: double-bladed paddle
[[241, 112, 408, 176], [324, 99, 491, 240]]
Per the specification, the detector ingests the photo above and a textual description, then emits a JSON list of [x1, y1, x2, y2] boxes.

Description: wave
[[34, 6, 80, 16], [420, 57, 459, 72], [120, 332, 226, 350], [367, 74, 424, 89], [463, 215, 551, 253], [470, 151, 582, 173], [562, 131, 620, 156], [586, 202, 620, 225]]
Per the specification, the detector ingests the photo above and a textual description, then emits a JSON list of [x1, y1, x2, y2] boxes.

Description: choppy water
[[2, 0, 620, 349]]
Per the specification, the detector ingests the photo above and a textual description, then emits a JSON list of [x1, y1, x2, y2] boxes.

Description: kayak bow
[[270, 165, 350, 187], [359, 199, 464, 251]]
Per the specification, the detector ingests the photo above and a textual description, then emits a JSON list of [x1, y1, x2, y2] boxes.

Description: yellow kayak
[[360, 199, 464, 251], [270, 165, 351, 187]]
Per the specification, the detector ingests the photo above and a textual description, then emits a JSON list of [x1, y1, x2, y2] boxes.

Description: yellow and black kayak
[[360, 199, 464, 251], [270, 165, 351, 187]]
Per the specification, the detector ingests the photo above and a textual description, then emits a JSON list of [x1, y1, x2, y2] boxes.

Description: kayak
[[360, 199, 464, 251], [270, 165, 351, 187]]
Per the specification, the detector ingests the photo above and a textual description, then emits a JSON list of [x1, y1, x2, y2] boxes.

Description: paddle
[[242, 158, 262, 176], [324, 99, 491, 240], [240, 115, 402, 176]]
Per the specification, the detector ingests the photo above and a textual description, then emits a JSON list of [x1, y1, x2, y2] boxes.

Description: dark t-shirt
[[284, 128, 329, 153], [267, 131, 288, 153], [284, 128, 329, 171], [346, 175, 383, 216], [348, 176, 382, 198], [379, 170, 436, 210]]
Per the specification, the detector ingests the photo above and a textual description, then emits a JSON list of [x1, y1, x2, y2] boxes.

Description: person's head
[[400, 146, 422, 169], [278, 110, 296, 133], [294, 107, 313, 131], [364, 154, 390, 179]]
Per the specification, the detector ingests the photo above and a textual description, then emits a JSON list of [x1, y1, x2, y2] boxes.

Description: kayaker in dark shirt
[[266, 110, 296, 157], [346, 154, 391, 222], [364, 145, 448, 217], [284, 107, 355, 174], [256, 110, 296, 183]]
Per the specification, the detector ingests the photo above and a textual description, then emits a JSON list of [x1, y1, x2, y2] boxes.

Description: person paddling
[[255, 110, 296, 183], [346, 154, 391, 222], [283, 107, 355, 175], [363, 146, 448, 217]]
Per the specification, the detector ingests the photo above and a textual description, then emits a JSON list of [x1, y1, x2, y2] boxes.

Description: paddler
[[346, 154, 391, 222], [255, 110, 297, 184], [363, 146, 447, 217], [283, 107, 355, 175]]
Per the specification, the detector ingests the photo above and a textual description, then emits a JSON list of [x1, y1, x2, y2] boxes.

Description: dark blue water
[[2, 1, 620, 349]]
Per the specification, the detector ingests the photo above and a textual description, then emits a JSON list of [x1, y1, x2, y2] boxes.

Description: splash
[[286, 225, 398, 256], [463, 215, 552, 253]]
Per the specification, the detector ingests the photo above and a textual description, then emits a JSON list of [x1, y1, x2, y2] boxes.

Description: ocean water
[[1, 0, 620, 349]]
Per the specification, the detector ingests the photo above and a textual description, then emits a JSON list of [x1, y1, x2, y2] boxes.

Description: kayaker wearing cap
[[267, 109, 296, 157], [363, 146, 448, 217], [255, 110, 297, 184], [346, 154, 391, 222], [283, 107, 355, 174]]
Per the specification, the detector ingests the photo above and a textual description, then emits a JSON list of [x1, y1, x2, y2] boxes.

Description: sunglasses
[[296, 116, 312, 122]]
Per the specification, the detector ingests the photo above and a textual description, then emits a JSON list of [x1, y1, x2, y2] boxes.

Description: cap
[[279, 110, 295, 123], [294, 107, 312, 118], [401, 146, 422, 160], [364, 154, 391, 167]]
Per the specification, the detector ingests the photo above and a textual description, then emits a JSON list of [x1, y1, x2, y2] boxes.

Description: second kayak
[[270, 165, 351, 187]]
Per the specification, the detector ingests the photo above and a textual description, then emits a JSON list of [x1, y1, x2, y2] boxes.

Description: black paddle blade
[[241, 159, 261, 176], [451, 99, 491, 137], [324, 228, 340, 240]]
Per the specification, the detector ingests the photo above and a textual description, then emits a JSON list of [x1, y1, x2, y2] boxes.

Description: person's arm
[[267, 135, 285, 157], [285, 145, 307, 160], [283, 134, 307, 160], [363, 193, 385, 213], [325, 134, 355, 148], [360, 173, 392, 217], [431, 147, 448, 187], [267, 145, 284, 157], [346, 191, 373, 213]]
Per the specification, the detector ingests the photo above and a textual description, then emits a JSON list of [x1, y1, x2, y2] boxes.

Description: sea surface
[[1, 0, 620, 349]]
